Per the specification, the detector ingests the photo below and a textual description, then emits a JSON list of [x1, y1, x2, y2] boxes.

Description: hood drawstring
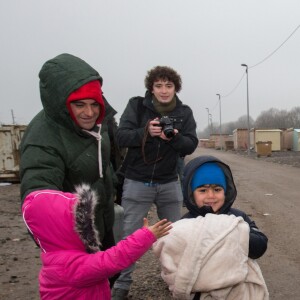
[[83, 124, 103, 178]]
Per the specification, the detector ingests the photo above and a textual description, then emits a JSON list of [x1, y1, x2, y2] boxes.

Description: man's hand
[[148, 118, 178, 140], [148, 118, 162, 137]]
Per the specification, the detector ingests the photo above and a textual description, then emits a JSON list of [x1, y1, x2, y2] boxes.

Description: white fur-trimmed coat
[[152, 214, 269, 300]]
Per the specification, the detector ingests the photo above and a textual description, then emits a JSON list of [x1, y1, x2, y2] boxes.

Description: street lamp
[[205, 107, 210, 137], [216, 94, 222, 150], [209, 113, 213, 133], [241, 64, 251, 155]]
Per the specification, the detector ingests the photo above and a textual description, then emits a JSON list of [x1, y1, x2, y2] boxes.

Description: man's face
[[70, 99, 100, 130], [152, 79, 176, 104], [193, 184, 225, 213]]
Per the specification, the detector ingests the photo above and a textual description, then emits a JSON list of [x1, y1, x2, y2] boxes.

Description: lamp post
[[209, 113, 213, 134], [241, 64, 251, 155], [216, 94, 222, 150], [205, 107, 210, 137]]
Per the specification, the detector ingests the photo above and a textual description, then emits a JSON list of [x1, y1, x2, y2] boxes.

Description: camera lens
[[163, 127, 175, 138]]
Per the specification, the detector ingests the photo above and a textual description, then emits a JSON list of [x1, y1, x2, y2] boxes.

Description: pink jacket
[[22, 185, 156, 300]]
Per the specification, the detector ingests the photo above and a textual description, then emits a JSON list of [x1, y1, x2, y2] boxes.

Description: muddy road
[[1, 147, 300, 299], [185, 148, 300, 300]]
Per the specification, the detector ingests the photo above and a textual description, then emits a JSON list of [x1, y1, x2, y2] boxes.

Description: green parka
[[20, 53, 116, 246]]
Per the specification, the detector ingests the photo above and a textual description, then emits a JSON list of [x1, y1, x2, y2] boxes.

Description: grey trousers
[[113, 178, 183, 291]]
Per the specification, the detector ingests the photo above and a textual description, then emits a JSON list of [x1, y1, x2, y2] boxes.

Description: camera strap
[[142, 120, 163, 165]]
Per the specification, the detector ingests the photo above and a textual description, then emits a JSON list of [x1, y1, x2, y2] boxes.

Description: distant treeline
[[198, 106, 300, 138]]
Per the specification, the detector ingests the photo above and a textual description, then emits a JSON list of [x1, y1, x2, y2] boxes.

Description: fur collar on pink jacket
[[22, 184, 156, 300]]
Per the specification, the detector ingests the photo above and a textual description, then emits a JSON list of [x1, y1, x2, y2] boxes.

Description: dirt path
[[1, 147, 300, 299], [190, 148, 300, 300]]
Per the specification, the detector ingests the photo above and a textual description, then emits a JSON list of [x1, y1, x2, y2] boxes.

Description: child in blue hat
[[153, 155, 269, 300], [182, 155, 268, 260]]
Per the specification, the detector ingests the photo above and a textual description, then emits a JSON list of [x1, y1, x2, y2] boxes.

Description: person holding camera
[[112, 66, 198, 299]]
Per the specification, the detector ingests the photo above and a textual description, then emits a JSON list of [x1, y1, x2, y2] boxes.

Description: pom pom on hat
[[190, 162, 226, 192], [66, 80, 105, 125]]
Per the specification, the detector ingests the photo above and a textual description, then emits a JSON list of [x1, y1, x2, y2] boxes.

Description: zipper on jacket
[[150, 142, 161, 183]]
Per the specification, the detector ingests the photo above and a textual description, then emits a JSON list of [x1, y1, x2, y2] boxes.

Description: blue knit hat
[[190, 162, 227, 192]]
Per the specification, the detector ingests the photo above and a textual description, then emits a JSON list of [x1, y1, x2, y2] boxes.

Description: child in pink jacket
[[22, 184, 172, 300]]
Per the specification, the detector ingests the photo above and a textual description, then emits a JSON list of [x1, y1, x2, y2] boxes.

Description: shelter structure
[[0, 124, 27, 181], [232, 128, 249, 150], [251, 129, 282, 152], [293, 129, 300, 151]]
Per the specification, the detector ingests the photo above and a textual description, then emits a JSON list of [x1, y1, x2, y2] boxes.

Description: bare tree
[[288, 107, 300, 128], [221, 115, 254, 134], [236, 115, 254, 128], [197, 106, 300, 139], [255, 108, 298, 128]]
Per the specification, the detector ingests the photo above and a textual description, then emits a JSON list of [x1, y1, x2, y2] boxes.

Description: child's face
[[193, 184, 225, 213]]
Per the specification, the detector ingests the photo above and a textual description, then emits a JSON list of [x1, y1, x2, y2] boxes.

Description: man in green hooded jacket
[[20, 53, 117, 251]]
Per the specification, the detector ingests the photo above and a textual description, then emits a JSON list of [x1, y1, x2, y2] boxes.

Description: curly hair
[[144, 66, 182, 93]]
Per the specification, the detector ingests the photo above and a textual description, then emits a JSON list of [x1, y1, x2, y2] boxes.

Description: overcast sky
[[1, 0, 300, 131]]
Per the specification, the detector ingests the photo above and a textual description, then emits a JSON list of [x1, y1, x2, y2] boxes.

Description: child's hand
[[143, 218, 172, 239]]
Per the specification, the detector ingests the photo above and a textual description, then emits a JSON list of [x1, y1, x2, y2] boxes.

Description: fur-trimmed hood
[[73, 184, 101, 253], [22, 185, 101, 254], [22, 185, 159, 300]]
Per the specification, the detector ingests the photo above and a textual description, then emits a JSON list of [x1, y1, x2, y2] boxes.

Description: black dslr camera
[[157, 116, 175, 138]]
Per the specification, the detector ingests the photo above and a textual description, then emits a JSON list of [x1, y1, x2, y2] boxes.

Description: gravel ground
[[1, 148, 300, 299], [129, 149, 300, 299], [235, 149, 300, 168]]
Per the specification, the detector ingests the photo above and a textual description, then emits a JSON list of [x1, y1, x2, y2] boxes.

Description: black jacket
[[116, 92, 198, 183], [182, 155, 268, 260]]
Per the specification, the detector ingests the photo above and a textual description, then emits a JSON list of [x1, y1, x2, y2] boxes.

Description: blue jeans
[[113, 179, 183, 291]]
